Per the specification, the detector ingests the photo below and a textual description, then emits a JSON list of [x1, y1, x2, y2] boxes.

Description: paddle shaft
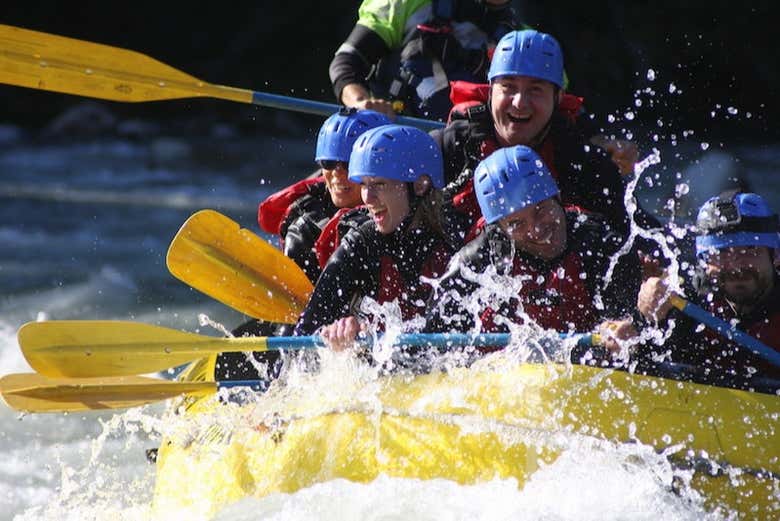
[[0, 24, 444, 132], [0, 373, 265, 413], [276, 332, 598, 351], [670, 295, 780, 368], [6, 358, 779, 413], [251, 92, 444, 131], [19, 319, 599, 378]]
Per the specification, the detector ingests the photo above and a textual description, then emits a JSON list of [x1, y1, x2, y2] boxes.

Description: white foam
[[211, 447, 720, 521]]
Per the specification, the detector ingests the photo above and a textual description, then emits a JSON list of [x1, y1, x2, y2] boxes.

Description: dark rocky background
[[0, 1, 777, 144]]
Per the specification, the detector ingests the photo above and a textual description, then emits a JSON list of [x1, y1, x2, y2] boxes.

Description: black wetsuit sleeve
[[553, 115, 661, 236], [293, 230, 376, 336], [283, 216, 324, 284], [599, 239, 643, 320], [631, 308, 702, 376], [425, 270, 478, 333], [279, 184, 335, 284], [424, 234, 492, 333], [431, 124, 467, 187], [329, 24, 391, 102]]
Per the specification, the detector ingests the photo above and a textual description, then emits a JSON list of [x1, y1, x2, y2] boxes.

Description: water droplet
[[727, 106, 738, 115], [624, 111, 635, 121], [39, 61, 48, 68], [85, 68, 93, 75], [646, 69, 656, 81], [701, 142, 710, 150], [607, 114, 615, 123], [158, 81, 166, 87], [668, 83, 677, 93], [675, 183, 690, 197]]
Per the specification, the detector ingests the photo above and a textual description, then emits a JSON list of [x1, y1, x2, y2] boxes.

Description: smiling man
[[426, 145, 641, 349], [433, 29, 658, 246], [637, 191, 780, 381]]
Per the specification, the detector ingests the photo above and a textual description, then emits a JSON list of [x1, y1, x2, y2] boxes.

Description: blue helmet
[[487, 29, 564, 88], [315, 109, 391, 163], [474, 145, 559, 224], [348, 124, 445, 189], [695, 192, 780, 257]]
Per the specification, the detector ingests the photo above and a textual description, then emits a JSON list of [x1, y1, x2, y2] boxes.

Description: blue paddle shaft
[[677, 299, 780, 368], [265, 332, 596, 351], [251, 92, 445, 132]]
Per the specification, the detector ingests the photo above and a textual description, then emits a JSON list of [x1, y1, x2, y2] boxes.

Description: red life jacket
[[314, 207, 354, 269], [479, 250, 599, 333], [377, 243, 453, 322], [257, 177, 324, 235]]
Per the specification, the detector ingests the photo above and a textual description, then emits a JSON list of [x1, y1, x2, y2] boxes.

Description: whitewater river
[[0, 110, 778, 520]]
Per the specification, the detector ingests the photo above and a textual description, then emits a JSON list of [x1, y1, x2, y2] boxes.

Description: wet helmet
[[348, 125, 444, 189], [474, 145, 559, 224], [487, 29, 564, 88], [695, 191, 780, 257], [315, 108, 391, 163]]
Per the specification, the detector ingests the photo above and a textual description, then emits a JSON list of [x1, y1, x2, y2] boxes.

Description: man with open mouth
[[431, 29, 659, 247]]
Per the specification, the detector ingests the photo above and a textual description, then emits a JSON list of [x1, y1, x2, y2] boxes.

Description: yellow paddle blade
[[19, 320, 270, 378], [0, 24, 252, 104], [0, 373, 214, 413], [167, 210, 313, 324]]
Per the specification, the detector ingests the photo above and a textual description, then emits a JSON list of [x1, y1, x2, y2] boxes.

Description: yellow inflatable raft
[[152, 358, 779, 519]]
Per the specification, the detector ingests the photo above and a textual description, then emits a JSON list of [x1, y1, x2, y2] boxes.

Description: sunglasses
[[318, 160, 348, 171]]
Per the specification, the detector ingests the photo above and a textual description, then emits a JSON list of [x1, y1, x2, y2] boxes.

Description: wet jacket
[[425, 210, 641, 334], [258, 176, 337, 283], [295, 217, 453, 335], [329, 0, 517, 121], [639, 272, 780, 382]]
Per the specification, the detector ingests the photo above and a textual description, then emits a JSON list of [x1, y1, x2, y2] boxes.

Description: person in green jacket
[[329, 0, 517, 121]]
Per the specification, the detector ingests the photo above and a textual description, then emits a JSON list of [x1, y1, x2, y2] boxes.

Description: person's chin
[[502, 129, 530, 146], [725, 283, 760, 303]]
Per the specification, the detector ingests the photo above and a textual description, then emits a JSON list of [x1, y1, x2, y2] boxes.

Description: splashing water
[[3, 66, 780, 521]]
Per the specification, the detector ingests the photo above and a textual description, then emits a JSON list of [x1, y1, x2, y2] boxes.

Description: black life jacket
[[369, 0, 516, 121], [258, 177, 337, 283]]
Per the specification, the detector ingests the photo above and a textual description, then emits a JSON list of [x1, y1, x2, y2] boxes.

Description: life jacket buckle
[[416, 23, 452, 35]]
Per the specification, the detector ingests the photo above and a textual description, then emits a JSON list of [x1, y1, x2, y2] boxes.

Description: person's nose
[[362, 186, 377, 204], [511, 91, 529, 109]]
